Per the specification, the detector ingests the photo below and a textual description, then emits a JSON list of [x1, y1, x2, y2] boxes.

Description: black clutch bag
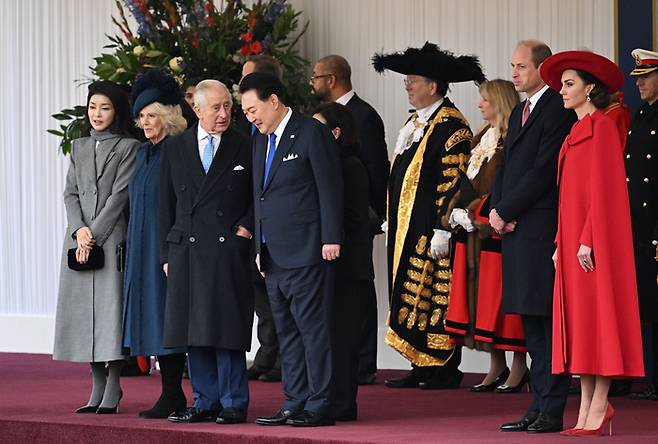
[[67, 245, 105, 271]]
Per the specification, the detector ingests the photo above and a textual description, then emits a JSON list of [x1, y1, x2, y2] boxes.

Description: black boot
[[139, 353, 187, 419]]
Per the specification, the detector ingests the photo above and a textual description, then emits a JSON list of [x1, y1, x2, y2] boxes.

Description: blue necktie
[[263, 133, 277, 187], [202, 135, 214, 174]]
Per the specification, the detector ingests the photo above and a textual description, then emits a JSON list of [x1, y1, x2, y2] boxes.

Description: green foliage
[[49, 0, 311, 154]]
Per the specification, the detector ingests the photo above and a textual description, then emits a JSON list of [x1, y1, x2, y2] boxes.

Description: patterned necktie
[[202, 135, 214, 173], [521, 99, 531, 126], [263, 133, 277, 187]]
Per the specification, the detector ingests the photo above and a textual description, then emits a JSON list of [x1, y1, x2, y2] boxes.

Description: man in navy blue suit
[[240, 72, 343, 427]]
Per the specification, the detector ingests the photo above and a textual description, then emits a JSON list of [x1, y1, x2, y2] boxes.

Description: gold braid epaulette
[[436, 106, 469, 127]]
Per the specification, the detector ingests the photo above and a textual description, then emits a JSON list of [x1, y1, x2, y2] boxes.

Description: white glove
[[448, 208, 476, 232], [429, 229, 451, 259], [381, 220, 388, 234]]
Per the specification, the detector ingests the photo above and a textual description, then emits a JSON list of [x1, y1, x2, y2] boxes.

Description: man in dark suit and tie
[[490, 40, 576, 433], [160, 79, 255, 425], [310, 55, 389, 385], [240, 72, 343, 427]]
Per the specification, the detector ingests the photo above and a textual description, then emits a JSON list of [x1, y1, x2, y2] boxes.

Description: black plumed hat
[[372, 42, 486, 85], [130, 69, 182, 118]]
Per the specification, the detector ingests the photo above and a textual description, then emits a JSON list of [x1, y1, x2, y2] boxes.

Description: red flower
[[204, 1, 213, 11], [241, 31, 253, 42], [248, 17, 257, 27], [240, 44, 252, 56], [250, 40, 263, 54]]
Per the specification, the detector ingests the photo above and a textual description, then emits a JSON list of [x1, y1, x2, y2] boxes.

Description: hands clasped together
[[75, 227, 95, 264]]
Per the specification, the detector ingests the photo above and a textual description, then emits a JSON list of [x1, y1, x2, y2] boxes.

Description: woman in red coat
[[540, 51, 644, 436]]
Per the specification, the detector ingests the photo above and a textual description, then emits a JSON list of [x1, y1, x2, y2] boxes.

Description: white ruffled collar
[[393, 98, 443, 155], [466, 126, 500, 179]]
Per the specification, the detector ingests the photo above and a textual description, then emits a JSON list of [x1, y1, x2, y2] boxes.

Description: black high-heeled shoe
[[495, 370, 530, 393], [75, 404, 100, 413], [470, 367, 510, 392], [96, 390, 123, 414]]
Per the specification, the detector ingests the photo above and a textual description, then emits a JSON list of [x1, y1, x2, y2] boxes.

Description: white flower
[[232, 54, 242, 63], [133, 45, 145, 56], [169, 57, 184, 72]]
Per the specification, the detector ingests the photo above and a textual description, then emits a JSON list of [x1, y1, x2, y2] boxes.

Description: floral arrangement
[[49, 0, 310, 154]]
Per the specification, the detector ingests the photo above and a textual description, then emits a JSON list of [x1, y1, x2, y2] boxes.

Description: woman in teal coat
[[123, 70, 188, 418]]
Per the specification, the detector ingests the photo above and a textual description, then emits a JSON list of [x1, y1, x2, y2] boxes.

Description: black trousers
[[333, 280, 370, 416], [357, 279, 378, 375], [252, 262, 281, 372], [261, 246, 334, 415], [522, 314, 570, 418]]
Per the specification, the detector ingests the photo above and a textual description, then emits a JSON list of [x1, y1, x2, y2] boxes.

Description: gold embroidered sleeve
[[436, 131, 471, 222]]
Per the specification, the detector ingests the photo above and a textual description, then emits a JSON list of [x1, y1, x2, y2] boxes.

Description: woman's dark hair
[[574, 69, 611, 109], [82, 80, 134, 137], [313, 102, 360, 157]]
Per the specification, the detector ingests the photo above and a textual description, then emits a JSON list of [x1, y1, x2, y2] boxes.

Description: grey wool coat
[[53, 130, 138, 362]]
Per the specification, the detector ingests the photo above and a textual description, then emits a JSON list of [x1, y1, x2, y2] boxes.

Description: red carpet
[[0, 353, 657, 443]]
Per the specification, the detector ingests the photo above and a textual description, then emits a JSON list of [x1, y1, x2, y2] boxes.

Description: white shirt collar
[[335, 90, 355, 106], [196, 124, 221, 159], [526, 84, 549, 112], [416, 97, 444, 122], [272, 107, 293, 147]]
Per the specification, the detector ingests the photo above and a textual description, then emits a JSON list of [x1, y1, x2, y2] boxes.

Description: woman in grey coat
[[53, 81, 139, 414]]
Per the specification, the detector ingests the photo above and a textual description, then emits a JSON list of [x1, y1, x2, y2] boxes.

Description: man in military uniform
[[372, 42, 484, 389], [626, 48, 658, 400]]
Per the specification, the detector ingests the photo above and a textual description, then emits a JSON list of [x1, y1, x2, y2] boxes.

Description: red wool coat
[[553, 110, 644, 377]]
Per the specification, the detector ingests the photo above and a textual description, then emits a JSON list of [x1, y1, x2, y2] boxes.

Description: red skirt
[[445, 196, 526, 351]]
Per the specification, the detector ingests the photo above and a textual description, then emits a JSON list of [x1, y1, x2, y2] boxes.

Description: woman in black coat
[[313, 103, 374, 421]]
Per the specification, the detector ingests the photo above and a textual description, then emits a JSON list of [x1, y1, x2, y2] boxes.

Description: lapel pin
[[290, 135, 295, 139]]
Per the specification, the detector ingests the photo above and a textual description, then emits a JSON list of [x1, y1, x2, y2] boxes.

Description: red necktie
[[521, 99, 531, 126]]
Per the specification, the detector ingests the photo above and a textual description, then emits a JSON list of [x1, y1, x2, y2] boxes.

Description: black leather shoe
[[247, 366, 266, 381], [357, 372, 377, 385], [495, 370, 530, 394], [258, 368, 282, 382], [287, 410, 335, 427], [419, 370, 464, 390], [526, 413, 563, 433], [168, 407, 220, 423], [630, 386, 658, 400], [216, 408, 247, 424], [255, 408, 299, 426], [500, 412, 539, 432], [471, 368, 510, 392], [384, 371, 422, 388]]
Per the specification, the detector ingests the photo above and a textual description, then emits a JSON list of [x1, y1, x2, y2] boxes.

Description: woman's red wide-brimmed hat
[[539, 50, 624, 93]]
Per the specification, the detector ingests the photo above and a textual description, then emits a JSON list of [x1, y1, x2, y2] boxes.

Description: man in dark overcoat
[[160, 79, 254, 424], [237, 55, 283, 383], [626, 48, 658, 401], [310, 54, 389, 385], [490, 40, 576, 433]]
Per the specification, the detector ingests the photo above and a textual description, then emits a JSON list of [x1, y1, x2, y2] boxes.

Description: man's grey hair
[[193, 79, 232, 109]]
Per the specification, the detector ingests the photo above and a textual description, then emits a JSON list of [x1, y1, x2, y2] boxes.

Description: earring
[[586, 92, 591, 102]]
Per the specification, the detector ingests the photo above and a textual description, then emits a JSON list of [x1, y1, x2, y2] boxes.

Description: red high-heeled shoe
[[572, 403, 615, 437], [559, 427, 583, 436]]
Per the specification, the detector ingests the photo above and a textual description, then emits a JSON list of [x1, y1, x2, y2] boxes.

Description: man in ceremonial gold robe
[[373, 42, 485, 389]]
